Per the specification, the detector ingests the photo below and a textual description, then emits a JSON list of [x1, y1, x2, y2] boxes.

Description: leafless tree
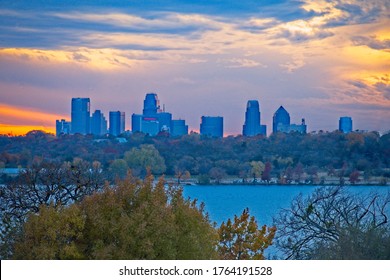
[[0, 159, 106, 258], [274, 186, 390, 259]]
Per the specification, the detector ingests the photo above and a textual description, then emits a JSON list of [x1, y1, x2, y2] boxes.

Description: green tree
[[109, 159, 129, 179], [218, 208, 276, 260], [250, 161, 264, 183], [13, 175, 218, 260], [124, 144, 166, 175]]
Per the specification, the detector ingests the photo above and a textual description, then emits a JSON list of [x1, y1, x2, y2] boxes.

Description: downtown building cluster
[[56, 93, 353, 137]]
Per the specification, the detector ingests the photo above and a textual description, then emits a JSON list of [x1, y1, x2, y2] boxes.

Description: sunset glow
[[0, 0, 389, 134]]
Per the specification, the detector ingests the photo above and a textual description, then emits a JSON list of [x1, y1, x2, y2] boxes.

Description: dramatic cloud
[[0, 0, 389, 134]]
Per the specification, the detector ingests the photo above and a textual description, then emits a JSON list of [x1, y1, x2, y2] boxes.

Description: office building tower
[[143, 93, 161, 116], [109, 111, 125, 136], [339, 116, 352, 133], [243, 100, 267, 136], [273, 106, 290, 134], [91, 110, 107, 136], [171, 119, 188, 137], [56, 119, 71, 136], [132, 93, 187, 137], [200, 116, 223, 138], [131, 114, 143, 133], [71, 98, 90, 134]]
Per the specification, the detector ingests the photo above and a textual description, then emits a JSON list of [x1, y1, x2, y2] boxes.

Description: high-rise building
[[131, 114, 143, 133], [273, 106, 307, 134], [91, 110, 107, 136], [200, 116, 223, 138], [171, 119, 188, 137], [71, 98, 90, 134], [339, 116, 352, 133], [243, 100, 267, 136], [273, 106, 290, 134], [143, 93, 161, 116], [109, 111, 125, 136], [132, 93, 187, 137], [56, 119, 71, 136]]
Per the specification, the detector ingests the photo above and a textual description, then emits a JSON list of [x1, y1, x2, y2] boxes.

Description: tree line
[[1, 130, 389, 185]]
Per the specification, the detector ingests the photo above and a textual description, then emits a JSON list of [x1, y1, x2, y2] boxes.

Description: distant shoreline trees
[[1, 130, 389, 185]]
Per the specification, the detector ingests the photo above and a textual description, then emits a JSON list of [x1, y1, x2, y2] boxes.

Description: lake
[[183, 185, 390, 226], [183, 184, 390, 258]]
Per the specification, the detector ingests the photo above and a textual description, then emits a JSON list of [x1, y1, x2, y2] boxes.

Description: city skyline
[[0, 1, 389, 135], [58, 94, 346, 137]]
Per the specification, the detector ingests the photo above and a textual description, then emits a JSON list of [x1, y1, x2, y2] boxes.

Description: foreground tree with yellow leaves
[[13, 175, 218, 259], [218, 208, 276, 260]]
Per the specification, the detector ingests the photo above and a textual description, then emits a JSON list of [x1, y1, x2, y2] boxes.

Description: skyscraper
[[109, 111, 125, 136], [339, 116, 352, 133], [143, 93, 161, 116], [56, 119, 71, 136], [91, 110, 107, 136], [273, 106, 290, 134], [171, 119, 188, 137], [71, 98, 90, 135], [243, 100, 266, 136], [200, 116, 223, 138], [132, 93, 187, 136]]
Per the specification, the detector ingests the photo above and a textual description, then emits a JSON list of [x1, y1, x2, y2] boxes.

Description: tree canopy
[[13, 175, 218, 260]]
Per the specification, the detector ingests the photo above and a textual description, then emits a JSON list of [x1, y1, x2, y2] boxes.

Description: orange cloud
[[0, 124, 55, 136], [0, 103, 67, 135]]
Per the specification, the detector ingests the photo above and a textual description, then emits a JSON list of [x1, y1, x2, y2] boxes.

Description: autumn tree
[[0, 159, 106, 259], [13, 175, 218, 260], [250, 161, 265, 183], [261, 162, 272, 182], [218, 208, 276, 260], [124, 144, 166, 176], [349, 170, 360, 184], [108, 159, 129, 180], [275, 186, 390, 259], [209, 167, 227, 184]]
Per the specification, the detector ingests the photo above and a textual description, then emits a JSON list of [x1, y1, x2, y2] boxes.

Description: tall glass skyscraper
[[143, 93, 161, 116], [132, 93, 187, 137], [71, 98, 90, 135], [273, 106, 290, 134], [109, 111, 125, 136], [243, 100, 266, 136], [171, 119, 188, 137], [200, 116, 223, 138], [91, 110, 107, 136], [339, 116, 352, 133]]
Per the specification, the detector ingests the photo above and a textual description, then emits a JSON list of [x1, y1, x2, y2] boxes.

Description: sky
[[0, 0, 389, 136]]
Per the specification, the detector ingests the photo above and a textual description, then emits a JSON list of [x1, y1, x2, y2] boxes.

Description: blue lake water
[[183, 185, 390, 226]]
